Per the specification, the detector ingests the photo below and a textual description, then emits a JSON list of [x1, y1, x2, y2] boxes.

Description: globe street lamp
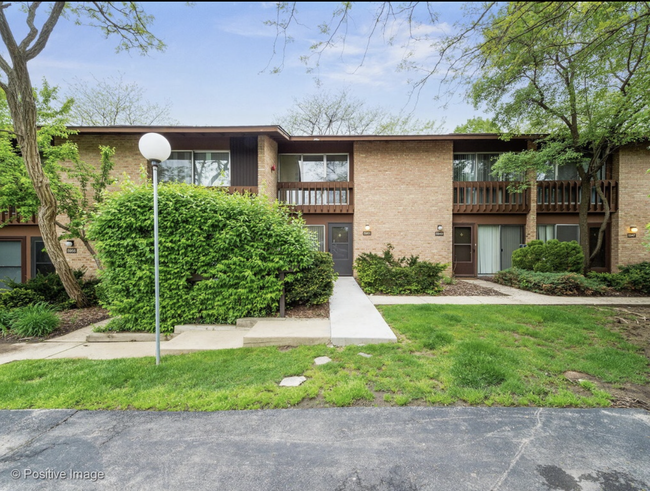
[[138, 133, 171, 365]]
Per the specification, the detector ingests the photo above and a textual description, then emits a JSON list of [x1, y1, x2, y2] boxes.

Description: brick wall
[[613, 144, 650, 269], [258, 135, 278, 202], [353, 140, 453, 266]]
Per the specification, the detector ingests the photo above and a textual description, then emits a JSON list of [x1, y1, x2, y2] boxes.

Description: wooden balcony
[[1, 207, 37, 225], [453, 181, 529, 214], [278, 181, 354, 214], [536, 180, 618, 213]]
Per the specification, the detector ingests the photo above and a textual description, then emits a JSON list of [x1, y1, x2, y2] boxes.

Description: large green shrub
[[354, 244, 447, 295], [589, 262, 650, 294], [285, 251, 337, 306], [512, 239, 583, 273], [494, 268, 607, 295], [89, 182, 315, 332], [9, 302, 60, 337]]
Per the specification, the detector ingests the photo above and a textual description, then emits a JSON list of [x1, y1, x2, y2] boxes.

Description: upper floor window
[[537, 162, 605, 181], [453, 153, 503, 181], [279, 154, 349, 182], [159, 151, 230, 186]]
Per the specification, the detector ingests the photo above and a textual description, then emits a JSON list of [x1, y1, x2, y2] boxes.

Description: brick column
[[525, 168, 537, 243], [257, 135, 278, 203]]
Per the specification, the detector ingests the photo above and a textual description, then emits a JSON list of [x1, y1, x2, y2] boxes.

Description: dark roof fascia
[[68, 126, 542, 142]]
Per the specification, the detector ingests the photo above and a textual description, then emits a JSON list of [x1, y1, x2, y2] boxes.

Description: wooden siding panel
[[230, 136, 258, 186]]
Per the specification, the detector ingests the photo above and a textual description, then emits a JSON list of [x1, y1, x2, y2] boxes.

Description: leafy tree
[[453, 117, 500, 134], [66, 72, 177, 126], [0, 2, 163, 306], [276, 89, 443, 135], [0, 83, 116, 270]]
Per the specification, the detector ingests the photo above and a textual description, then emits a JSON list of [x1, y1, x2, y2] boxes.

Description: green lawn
[[0, 305, 647, 410]]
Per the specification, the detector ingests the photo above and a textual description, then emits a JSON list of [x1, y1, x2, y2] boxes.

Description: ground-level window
[[305, 225, 326, 252], [0, 240, 22, 289], [477, 225, 524, 274], [31, 237, 55, 277], [159, 151, 230, 186], [536, 224, 580, 243]]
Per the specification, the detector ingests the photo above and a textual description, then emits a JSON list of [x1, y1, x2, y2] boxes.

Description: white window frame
[[161, 150, 231, 186], [537, 224, 580, 242], [278, 153, 350, 183]]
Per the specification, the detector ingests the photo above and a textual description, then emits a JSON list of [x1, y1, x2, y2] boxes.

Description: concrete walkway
[[330, 277, 397, 346], [371, 279, 650, 306]]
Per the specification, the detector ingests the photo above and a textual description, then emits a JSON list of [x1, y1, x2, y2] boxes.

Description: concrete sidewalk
[[370, 279, 650, 306]]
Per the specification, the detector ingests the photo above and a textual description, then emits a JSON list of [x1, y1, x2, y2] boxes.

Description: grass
[[0, 305, 647, 411]]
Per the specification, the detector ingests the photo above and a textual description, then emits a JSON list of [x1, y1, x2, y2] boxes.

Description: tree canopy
[[453, 117, 500, 134], [276, 89, 443, 135], [66, 73, 177, 126]]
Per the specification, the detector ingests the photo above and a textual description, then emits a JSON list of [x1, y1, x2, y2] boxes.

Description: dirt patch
[[563, 306, 650, 410], [285, 302, 329, 318], [440, 280, 506, 297], [0, 307, 109, 345]]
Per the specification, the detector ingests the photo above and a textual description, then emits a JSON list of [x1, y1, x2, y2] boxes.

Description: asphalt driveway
[[0, 407, 648, 490]]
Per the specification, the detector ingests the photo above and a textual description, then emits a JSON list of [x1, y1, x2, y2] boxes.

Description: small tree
[[66, 73, 177, 126], [454, 117, 500, 134]]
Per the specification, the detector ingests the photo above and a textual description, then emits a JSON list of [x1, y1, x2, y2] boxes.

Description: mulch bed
[[480, 276, 649, 297], [0, 306, 110, 344], [439, 280, 506, 297]]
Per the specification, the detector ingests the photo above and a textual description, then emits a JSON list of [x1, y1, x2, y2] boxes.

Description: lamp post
[[138, 133, 171, 365]]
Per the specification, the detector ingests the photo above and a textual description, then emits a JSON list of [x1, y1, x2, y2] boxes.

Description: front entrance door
[[500, 226, 524, 271], [328, 223, 353, 276], [453, 225, 475, 276]]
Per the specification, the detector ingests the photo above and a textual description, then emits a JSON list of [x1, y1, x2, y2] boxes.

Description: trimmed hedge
[[494, 268, 608, 296], [285, 251, 337, 306], [0, 289, 45, 310], [354, 244, 447, 295], [89, 182, 316, 332], [512, 239, 583, 273]]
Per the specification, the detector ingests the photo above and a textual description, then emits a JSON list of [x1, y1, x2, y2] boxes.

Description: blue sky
[[3, 2, 483, 132]]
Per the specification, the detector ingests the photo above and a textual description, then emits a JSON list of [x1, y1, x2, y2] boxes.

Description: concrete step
[[160, 330, 245, 355], [242, 319, 331, 347], [174, 324, 246, 333]]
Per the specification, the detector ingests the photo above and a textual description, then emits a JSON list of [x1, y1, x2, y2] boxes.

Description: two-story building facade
[[1, 125, 648, 285]]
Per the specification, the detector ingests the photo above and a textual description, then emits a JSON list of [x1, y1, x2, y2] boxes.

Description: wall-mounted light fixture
[[629, 226, 639, 234], [65, 240, 74, 247], [364, 224, 371, 232], [437, 225, 443, 231]]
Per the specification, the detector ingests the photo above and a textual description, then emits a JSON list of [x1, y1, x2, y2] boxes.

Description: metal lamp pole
[[138, 133, 171, 366], [152, 159, 161, 365]]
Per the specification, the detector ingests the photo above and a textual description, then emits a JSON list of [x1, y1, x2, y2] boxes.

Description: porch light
[[138, 133, 171, 366], [65, 240, 74, 247], [437, 225, 443, 231], [630, 226, 638, 234], [364, 224, 371, 232]]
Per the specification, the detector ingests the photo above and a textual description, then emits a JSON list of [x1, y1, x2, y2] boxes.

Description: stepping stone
[[358, 352, 372, 358], [314, 356, 332, 365], [279, 376, 307, 387]]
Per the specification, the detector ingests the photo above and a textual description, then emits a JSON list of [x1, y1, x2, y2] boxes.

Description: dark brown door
[[453, 225, 475, 276], [328, 223, 353, 276]]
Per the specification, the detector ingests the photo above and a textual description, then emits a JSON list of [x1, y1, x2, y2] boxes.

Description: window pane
[[331, 226, 349, 243], [556, 224, 579, 243], [302, 155, 326, 182], [326, 155, 348, 181], [194, 152, 230, 186], [537, 225, 555, 242], [537, 163, 555, 180], [453, 154, 476, 181], [557, 164, 579, 180], [159, 151, 192, 183], [0, 241, 21, 266], [279, 155, 301, 182], [454, 227, 472, 244], [477, 154, 499, 181], [305, 225, 325, 252]]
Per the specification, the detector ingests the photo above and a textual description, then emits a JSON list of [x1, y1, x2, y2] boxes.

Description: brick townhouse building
[[1, 125, 649, 285]]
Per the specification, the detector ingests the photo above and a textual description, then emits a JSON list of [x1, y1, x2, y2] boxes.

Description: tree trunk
[[578, 177, 592, 274], [4, 57, 87, 306]]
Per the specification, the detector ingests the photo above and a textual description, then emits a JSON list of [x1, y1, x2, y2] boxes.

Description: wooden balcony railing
[[227, 186, 258, 194], [536, 180, 618, 213], [1, 207, 37, 225], [453, 181, 529, 214], [278, 181, 354, 214]]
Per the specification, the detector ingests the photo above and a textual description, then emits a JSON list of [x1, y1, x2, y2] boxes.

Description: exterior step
[[242, 319, 331, 347]]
